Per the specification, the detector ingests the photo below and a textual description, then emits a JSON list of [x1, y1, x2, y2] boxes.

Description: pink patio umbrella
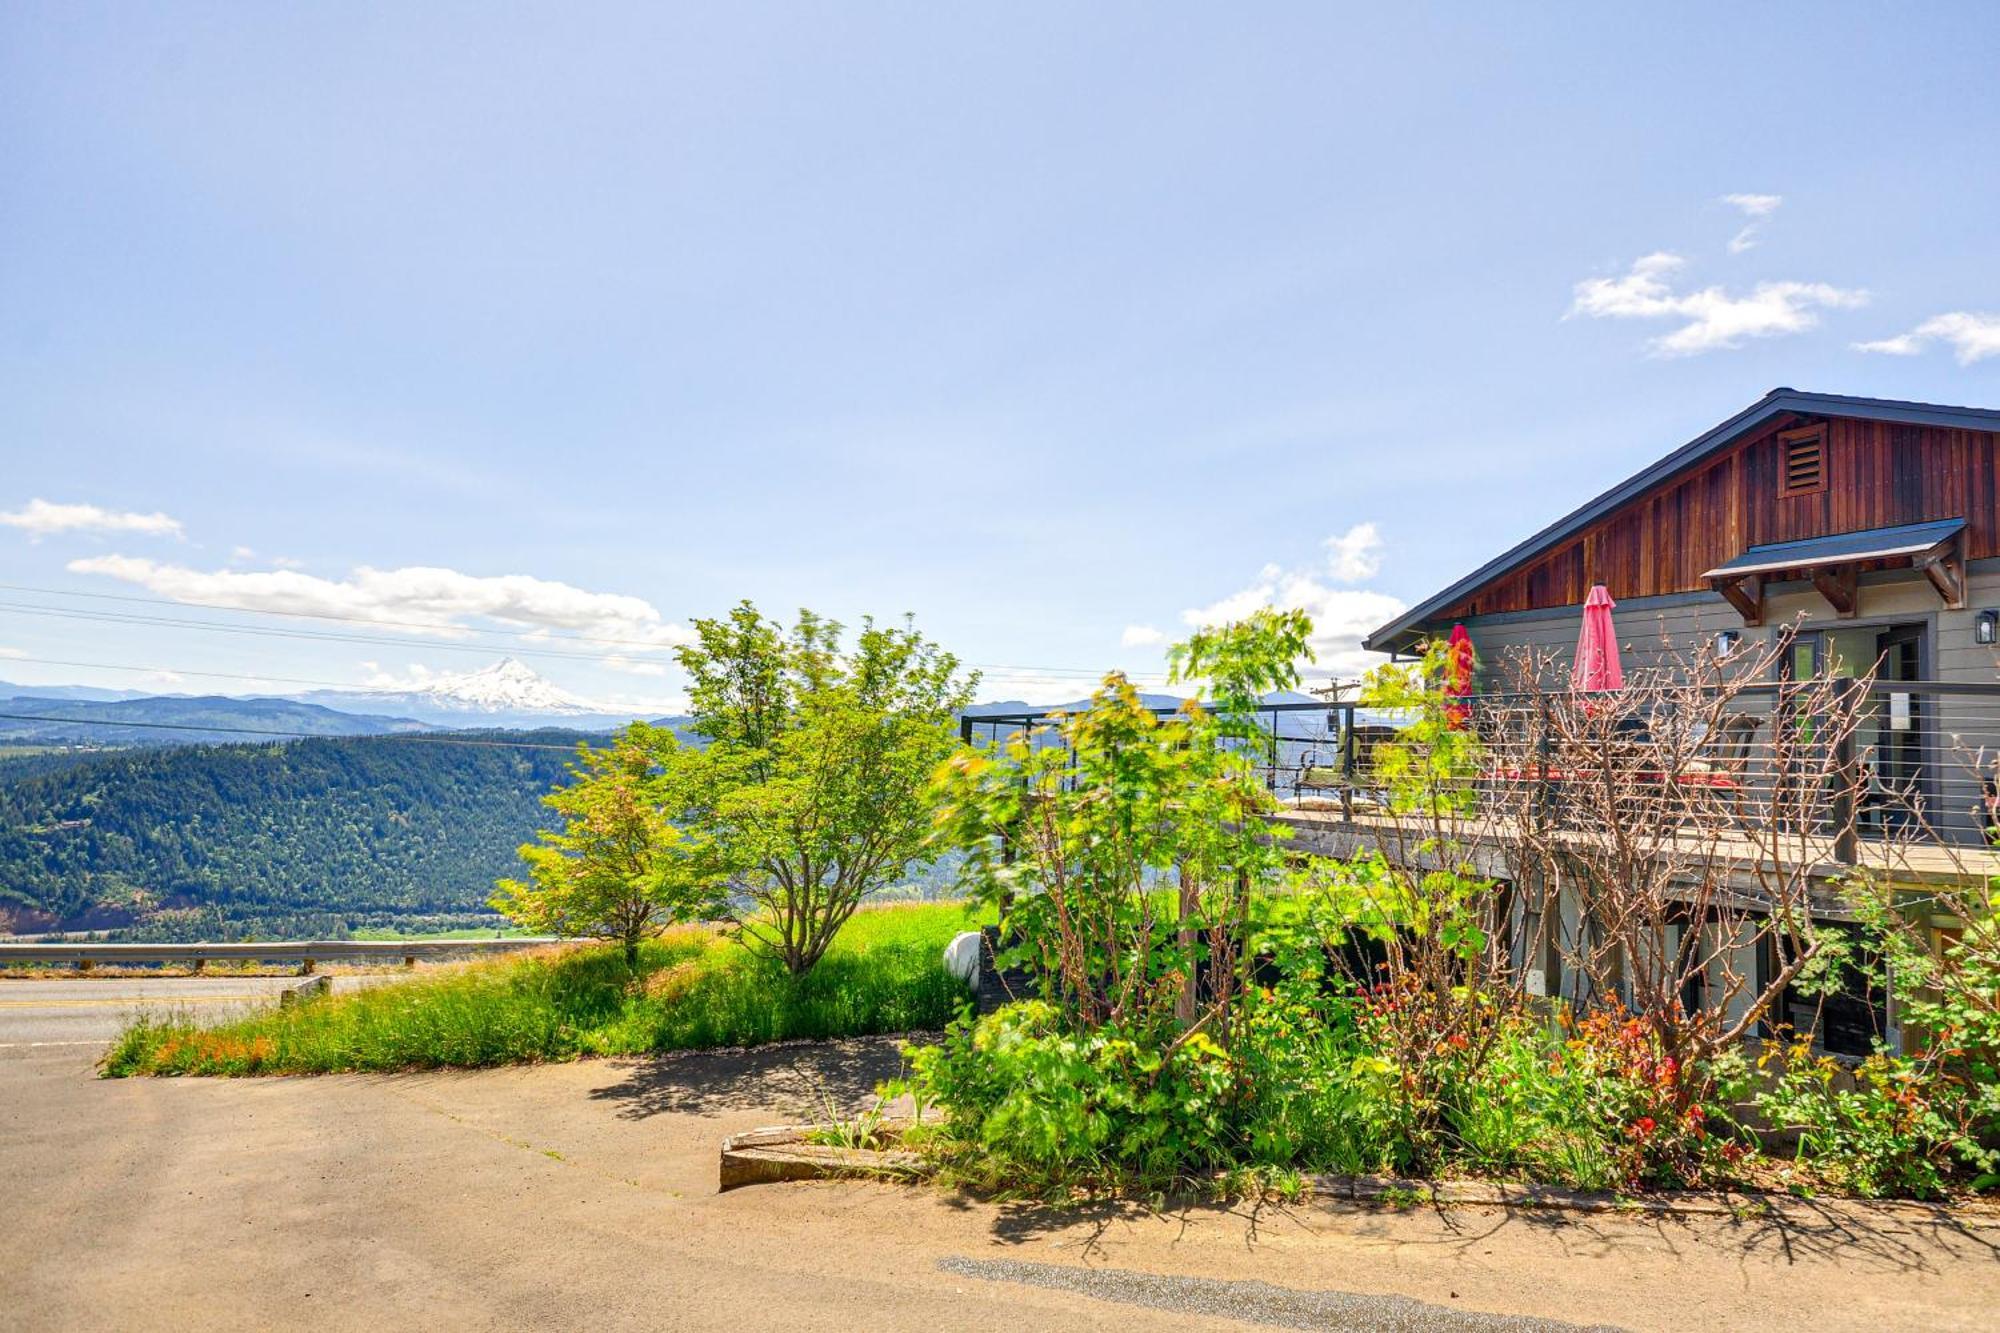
[[1570, 584, 1625, 694], [1444, 623, 1476, 729]]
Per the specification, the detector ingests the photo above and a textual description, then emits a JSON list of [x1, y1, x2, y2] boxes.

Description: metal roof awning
[[1701, 518, 1967, 625]]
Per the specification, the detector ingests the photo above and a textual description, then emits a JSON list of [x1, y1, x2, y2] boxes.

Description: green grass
[[102, 902, 988, 1077], [347, 924, 530, 941]]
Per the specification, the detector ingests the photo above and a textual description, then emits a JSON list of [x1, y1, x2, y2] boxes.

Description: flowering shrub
[[1543, 1012, 1749, 1190]]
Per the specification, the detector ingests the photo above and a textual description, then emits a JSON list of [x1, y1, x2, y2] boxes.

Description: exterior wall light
[[1714, 629, 1742, 659], [1977, 610, 1998, 647]]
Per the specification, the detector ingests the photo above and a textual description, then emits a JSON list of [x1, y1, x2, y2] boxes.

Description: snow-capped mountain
[[289, 658, 655, 729], [389, 658, 600, 715]]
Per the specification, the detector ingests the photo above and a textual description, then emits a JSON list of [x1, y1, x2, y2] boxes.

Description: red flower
[[1627, 1116, 1657, 1140]]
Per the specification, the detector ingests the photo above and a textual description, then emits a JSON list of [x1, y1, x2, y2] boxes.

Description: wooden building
[[1343, 389, 2000, 1053], [1363, 389, 2000, 848], [1365, 388, 1995, 677]]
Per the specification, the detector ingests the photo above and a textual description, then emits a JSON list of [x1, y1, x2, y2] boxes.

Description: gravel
[[936, 1256, 1627, 1332]]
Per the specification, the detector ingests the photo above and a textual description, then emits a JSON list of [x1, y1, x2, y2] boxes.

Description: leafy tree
[[491, 723, 723, 966], [677, 603, 975, 976], [935, 608, 1312, 1036]]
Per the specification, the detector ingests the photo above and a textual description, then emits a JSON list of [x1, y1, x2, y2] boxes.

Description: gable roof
[[1363, 388, 2000, 654]]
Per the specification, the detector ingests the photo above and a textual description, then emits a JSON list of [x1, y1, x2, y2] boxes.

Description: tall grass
[[103, 902, 985, 1077]]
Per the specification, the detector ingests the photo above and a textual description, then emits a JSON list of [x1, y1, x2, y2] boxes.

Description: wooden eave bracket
[[1810, 563, 1860, 619], [1914, 534, 1967, 610], [1710, 572, 1764, 626]]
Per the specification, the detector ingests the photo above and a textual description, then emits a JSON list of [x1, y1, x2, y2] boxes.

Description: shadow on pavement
[[1324, 1188, 2000, 1277], [587, 1033, 917, 1122], [954, 1174, 2000, 1278]]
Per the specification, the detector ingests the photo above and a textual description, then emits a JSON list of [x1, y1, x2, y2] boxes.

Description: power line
[[0, 711, 592, 752], [0, 654, 531, 696]]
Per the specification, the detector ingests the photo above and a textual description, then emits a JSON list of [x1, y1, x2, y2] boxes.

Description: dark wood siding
[[1439, 415, 2000, 619]]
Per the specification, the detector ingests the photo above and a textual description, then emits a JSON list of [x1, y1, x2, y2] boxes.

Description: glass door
[[1868, 624, 1927, 830]]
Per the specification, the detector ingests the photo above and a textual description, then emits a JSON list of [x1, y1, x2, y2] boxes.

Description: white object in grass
[[943, 931, 982, 990]]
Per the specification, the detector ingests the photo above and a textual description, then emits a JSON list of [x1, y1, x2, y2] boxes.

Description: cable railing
[[958, 679, 2000, 861]]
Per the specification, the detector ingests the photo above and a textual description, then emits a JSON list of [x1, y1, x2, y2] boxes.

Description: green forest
[[0, 733, 582, 932]]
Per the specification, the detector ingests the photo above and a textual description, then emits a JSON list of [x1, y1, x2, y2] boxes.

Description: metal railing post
[[1340, 704, 1356, 821], [1831, 679, 1860, 865]]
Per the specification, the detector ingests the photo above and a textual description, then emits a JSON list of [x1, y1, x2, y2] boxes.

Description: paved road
[[2, 1034, 1996, 1331], [0, 974, 399, 1045]]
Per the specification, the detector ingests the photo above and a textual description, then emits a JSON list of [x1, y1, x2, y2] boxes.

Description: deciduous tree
[[677, 603, 975, 976], [492, 723, 723, 966]]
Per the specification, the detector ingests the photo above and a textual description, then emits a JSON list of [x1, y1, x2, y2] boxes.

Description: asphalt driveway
[[3, 1025, 1996, 1331]]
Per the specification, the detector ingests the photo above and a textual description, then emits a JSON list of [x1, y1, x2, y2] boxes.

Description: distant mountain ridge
[[0, 659, 674, 744], [0, 693, 434, 746], [0, 680, 151, 704], [4, 662, 1350, 751]]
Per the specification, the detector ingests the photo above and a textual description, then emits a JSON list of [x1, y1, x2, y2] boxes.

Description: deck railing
[[958, 679, 2000, 863]]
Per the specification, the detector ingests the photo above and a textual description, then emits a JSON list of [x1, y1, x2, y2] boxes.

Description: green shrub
[[903, 1001, 1237, 1189], [1755, 1041, 1996, 1199]]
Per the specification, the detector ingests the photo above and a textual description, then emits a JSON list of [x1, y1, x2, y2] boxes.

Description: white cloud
[[66, 555, 694, 655], [1569, 252, 1867, 356], [1722, 193, 1784, 217], [1721, 194, 1783, 254], [1853, 332, 1922, 356], [970, 668, 1168, 708], [359, 662, 443, 690], [1169, 525, 1404, 682], [0, 499, 184, 541], [1854, 312, 2000, 365], [1324, 522, 1383, 583], [0, 646, 25, 659], [1179, 558, 1405, 685], [602, 655, 670, 677], [1120, 624, 1168, 648]]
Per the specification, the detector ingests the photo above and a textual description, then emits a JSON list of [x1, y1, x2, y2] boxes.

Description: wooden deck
[[1270, 802, 2000, 895]]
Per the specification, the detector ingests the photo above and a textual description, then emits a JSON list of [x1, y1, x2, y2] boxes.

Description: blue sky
[[3, 3, 1997, 707]]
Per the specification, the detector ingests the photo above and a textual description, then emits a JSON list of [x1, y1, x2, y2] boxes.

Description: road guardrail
[[0, 938, 568, 972]]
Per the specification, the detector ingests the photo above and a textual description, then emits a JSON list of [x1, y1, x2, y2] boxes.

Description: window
[[1778, 425, 1826, 498]]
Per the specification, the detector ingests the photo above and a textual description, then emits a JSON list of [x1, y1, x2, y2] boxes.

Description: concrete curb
[[716, 1126, 2000, 1226], [1310, 1175, 1995, 1224], [718, 1124, 931, 1192]]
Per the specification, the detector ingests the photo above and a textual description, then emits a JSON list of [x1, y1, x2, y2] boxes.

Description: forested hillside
[[0, 733, 581, 930]]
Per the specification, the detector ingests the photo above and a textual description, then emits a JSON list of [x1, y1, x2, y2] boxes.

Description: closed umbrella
[[1571, 584, 1625, 693], [1445, 623, 1475, 729]]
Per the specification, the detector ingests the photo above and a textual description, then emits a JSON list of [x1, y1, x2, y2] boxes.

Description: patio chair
[[1699, 713, 1762, 808]]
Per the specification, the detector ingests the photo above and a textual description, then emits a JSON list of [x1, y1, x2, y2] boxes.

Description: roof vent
[[1778, 426, 1825, 497]]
